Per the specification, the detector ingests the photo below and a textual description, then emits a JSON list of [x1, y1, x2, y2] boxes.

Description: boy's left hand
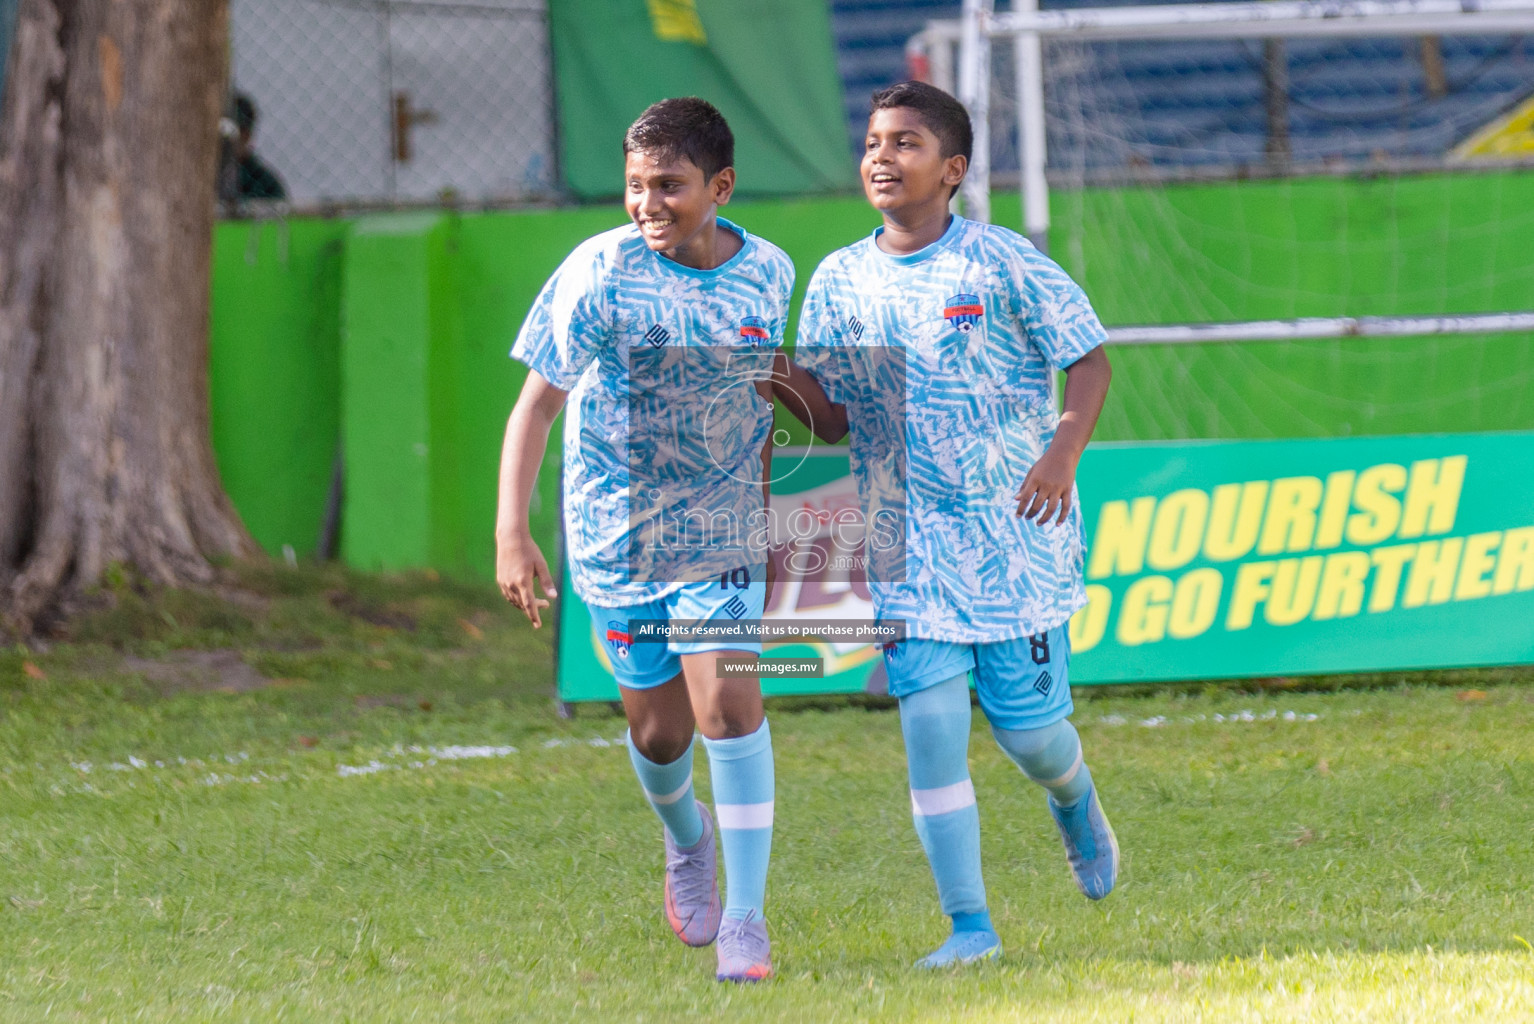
[[1014, 448, 1078, 526]]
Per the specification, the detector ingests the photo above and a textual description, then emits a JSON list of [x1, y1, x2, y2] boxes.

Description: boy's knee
[[988, 721, 1044, 758], [629, 723, 692, 766], [991, 718, 1081, 779], [697, 707, 762, 741]]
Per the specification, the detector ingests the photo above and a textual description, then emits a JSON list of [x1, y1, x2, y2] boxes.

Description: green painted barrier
[[340, 214, 447, 571], [210, 220, 348, 558], [336, 212, 592, 578], [556, 431, 1534, 702]]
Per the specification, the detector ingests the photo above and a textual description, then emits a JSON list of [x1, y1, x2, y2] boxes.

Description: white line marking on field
[[36, 734, 628, 799], [331, 738, 628, 777], [1096, 708, 1321, 728], [38, 702, 1329, 798]]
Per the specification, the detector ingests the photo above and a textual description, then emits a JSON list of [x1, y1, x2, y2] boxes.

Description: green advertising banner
[[548, 0, 855, 199], [1071, 430, 1534, 681], [557, 432, 1534, 702]]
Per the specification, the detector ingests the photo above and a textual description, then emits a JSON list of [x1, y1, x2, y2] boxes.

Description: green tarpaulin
[[549, 0, 855, 198]]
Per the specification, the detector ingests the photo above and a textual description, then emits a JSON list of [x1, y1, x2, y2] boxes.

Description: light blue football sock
[[901, 673, 988, 922], [703, 720, 775, 921], [951, 910, 994, 934], [991, 717, 1094, 809], [626, 730, 704, 848]]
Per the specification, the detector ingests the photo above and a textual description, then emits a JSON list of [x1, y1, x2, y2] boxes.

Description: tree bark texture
[[0, 0, 256, 634]]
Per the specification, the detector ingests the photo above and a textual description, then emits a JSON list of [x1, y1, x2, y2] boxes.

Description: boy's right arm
[[772, 351, 848, 444], [775, 264, 850, 444], [496, 371, 569, 628]]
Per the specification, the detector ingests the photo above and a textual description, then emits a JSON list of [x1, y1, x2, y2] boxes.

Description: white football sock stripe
[[910, 778, 977, 817], [1028, 748, 1083, 790], [645, 775, 693, 806], [715, 800, 774, 830]]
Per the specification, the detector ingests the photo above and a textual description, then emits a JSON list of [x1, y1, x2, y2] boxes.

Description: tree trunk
[[0, 0, 256, 635]]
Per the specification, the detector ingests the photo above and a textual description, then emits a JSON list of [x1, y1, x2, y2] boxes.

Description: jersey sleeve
[[793, 262, 850, 404], [511, 243, 612, 390], [1010, 243, 1108, 370]]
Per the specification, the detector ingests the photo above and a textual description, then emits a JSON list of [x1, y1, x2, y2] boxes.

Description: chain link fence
[[228, 0, 555, 211]]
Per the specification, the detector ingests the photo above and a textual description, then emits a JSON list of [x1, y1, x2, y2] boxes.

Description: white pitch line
[[1096, 708, 1322, 727], [34, 735, 628, 798], [36, 708, 1331, 798]]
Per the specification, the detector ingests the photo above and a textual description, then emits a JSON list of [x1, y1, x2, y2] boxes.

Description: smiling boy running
[[497, 98, 791, 982], [775, 81, 1118, 967]]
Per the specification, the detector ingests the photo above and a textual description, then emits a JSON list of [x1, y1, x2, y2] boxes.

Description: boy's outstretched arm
[[756, 378, 778, 600], [772, 351, 848, 444], [496, 371, 569, 628], [1015, 344, 1112, 525]]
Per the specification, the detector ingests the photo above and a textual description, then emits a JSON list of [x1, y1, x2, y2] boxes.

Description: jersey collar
[[652, 217, 752, 279], [870, 213, 966, 266]]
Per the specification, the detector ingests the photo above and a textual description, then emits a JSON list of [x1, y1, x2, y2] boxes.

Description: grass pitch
[[1, 564, 1530, 1022]]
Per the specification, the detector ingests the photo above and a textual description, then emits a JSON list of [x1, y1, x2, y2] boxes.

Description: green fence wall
[[210, 220, 347, 560], [208, 170, 1534, 582]]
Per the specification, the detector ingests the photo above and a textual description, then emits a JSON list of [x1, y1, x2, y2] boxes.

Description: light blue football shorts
[[590, 569, 766, 690], [879, 621, 1073, 731]]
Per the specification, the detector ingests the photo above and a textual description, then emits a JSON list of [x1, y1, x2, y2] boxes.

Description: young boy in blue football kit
[[496, 98, 791, 982], [774, 81, 1118, 968]]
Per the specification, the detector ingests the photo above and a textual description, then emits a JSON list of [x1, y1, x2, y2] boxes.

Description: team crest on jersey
[[880, 641, 901, 660], [943, 293, 984, 334], [605, 621, 633, 659], [738, 316, 769, 346]]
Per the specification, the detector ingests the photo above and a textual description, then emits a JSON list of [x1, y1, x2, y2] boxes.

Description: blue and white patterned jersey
[[513, 218, 793, 606], [796, 215, 1107, 642]]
